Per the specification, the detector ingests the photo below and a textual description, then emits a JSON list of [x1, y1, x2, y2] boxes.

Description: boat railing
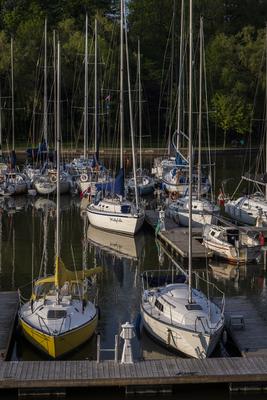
[[37, 314, 51, 334], [194, 314, 223, 334]]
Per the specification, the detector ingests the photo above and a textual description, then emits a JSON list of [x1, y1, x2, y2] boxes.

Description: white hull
[[203, 238, 261, 263], [87, 208, 144, 235], [176, 211, 216, 227], [141, 305, 223, 359]]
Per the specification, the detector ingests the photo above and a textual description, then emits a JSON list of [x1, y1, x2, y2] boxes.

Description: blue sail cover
[[175, 152, 188, 166], [95, 168, 124, 196]]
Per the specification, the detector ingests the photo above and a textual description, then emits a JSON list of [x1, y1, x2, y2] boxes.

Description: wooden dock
[[0, 357, 267, 390], [145, 210, 212, 259], [0, 291, 19, 361], [225, 296, 267, 358]]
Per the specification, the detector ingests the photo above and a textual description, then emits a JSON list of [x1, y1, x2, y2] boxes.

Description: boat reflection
[[87, 224, 145, 261]]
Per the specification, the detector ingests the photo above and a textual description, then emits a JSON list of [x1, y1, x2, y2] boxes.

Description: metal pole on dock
[[96, 333, 101, 363]]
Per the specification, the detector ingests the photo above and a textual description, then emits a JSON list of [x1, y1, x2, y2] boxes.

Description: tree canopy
[[0, 0, 266, 148]]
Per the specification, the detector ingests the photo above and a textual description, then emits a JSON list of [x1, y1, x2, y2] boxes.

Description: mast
[[0, 83, 2, 154], [56, 40, 61, 262], [197, 16, 203, 199], [167, 0, 176, 157], [138, 39, 142, 171], [44, 17, 48, 150], [53, 30, 57, 152], [11, 37, 15, 151], [188, 0, 193, 304], [265, 23, 267, 200], [176, 0, 184, 148], [84, 13, 88, 159], [120, 0, 124, 169], [94, 18, 98, 155]]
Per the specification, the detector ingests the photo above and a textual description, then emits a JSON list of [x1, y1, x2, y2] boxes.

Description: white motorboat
[[225, 193, 267, 226], [202, 224, 261, 263], [166, 196, 220, 227]]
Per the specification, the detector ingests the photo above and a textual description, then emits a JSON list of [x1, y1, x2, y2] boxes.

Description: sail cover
[[95, 168, 124, 196]]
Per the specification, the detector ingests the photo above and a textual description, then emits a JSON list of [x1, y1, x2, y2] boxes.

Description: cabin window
[[185, 304, 202, 311], [155, 299, 164, 312], [211, 231, 215, 236], [243, 203, 248, 207], [121, 205, 131, 214], [47, 310, 67, 319]]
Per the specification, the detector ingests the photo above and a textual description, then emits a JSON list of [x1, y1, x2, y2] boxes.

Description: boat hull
[[141, 305, 223, 359], [20, 313, 98, 358], [87, 208, 145, 235]]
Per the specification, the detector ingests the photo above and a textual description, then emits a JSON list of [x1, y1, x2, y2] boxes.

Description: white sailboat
[[225, 25, 267, 226], [19, 41, 99, 359], [126, 40, 154, 196], [140, 2, 225, 359], [166, 17, 219, 227], [87, 1, 145, 236]]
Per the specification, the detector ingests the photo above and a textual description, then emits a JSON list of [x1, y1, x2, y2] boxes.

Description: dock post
[[120, 322, 135, 364], [114, 334, 119, 362], [96, 334, 100, 363]]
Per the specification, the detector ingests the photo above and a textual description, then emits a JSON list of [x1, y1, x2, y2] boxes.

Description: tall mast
[[53, 30, 57, 151], [265, 23, 267, 200], [44, 17, 48, 149], [94, 18, 98, 154], [188, 0, 193, 304], [84, 13, 88, 159], [177, 0, 184, 148], [138, 39, 142, 171], [167, 0, 176, 157], [56, 40, 61, 260], [11, 37, 15, 150], [125, 6, 139, 209], [197, 16, 203, 200], [0, 83, 2, 153], [120, 0, 124, 169]]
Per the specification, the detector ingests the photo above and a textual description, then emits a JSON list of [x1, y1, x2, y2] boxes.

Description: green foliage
[[0, 0, 266, 146]]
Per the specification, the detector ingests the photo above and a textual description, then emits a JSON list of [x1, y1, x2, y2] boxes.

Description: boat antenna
[[188, 0, 193, 304]]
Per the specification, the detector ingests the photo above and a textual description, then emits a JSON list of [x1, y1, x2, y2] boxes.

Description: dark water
[[0, 153, 267, 399]]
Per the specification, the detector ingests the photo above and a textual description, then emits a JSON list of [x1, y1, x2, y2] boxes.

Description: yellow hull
[[20, 315, 98, 358]]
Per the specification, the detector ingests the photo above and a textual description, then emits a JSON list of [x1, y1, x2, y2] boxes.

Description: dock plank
[[0, 292, 19, 360]]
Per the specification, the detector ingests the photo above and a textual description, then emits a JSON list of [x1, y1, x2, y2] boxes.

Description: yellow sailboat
[[19, 40, 100, 358], [19, 259, 101, 358]]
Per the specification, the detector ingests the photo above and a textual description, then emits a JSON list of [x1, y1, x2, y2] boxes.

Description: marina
[[0, 0, 266, 398], [1, 292, 267, 393]]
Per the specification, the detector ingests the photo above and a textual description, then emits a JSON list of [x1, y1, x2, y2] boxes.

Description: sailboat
[[19, 41, 99, 358], [126, 39, 154, 196], [67, 16, 110, 197], [140, 2, 224, 359], [87, 1, 145, 236], [165, 17, 219, 227], [225, 25, 267, 226]]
